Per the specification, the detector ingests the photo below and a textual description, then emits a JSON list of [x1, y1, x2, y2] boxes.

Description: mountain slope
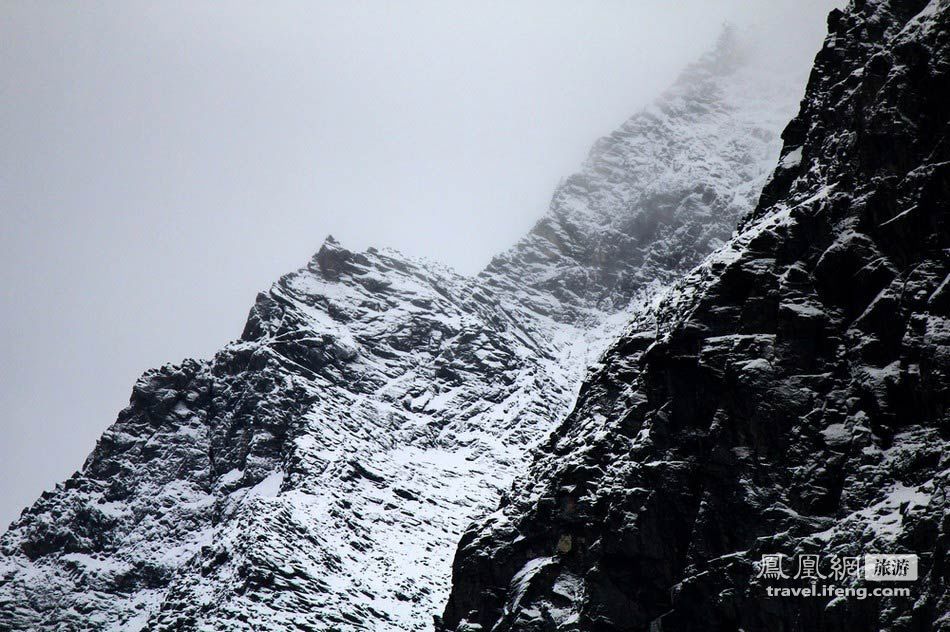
[[0, 30, 810, 632], [440, 1, 949, 630]]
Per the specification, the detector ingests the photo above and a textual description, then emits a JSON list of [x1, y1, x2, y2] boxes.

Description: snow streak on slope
[[0, 30, 809, 631]]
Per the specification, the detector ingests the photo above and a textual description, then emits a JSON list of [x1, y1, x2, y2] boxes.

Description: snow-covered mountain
[[440, 1, 949, 630], [0, 29, 810, 631]]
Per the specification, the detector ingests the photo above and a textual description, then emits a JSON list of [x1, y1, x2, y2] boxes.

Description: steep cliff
[[0, 29, 811, 632], [440, 1, 949, 630]]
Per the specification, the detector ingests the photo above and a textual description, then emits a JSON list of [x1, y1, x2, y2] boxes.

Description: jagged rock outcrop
[[0, 28, 811, 632], [440, 1, 949, 630]]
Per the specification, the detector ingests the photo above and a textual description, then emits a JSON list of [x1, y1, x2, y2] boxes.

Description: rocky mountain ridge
[[440, 1, 949, 630], [1, 27, 813, 632]]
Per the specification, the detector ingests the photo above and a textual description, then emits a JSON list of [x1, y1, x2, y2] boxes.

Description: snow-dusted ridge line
[[0, 28, 809, 632], [439, 1, 950, 629]]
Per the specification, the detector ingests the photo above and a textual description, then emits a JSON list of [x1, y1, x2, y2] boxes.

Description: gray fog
[[0, 1, 837, 526]]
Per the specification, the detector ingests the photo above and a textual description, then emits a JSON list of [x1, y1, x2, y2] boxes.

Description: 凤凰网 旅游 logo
[[755, 553, 918, 600]]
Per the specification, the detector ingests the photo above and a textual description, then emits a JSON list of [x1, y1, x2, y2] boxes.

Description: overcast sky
[[0, 0, 837, 526]]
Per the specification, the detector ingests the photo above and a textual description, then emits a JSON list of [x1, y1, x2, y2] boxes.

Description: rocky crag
[[0, 27, 813, 632], [440, 1, 949, 631]]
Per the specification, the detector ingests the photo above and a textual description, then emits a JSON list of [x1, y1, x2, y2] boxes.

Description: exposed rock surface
[[0, 28, 813, 632], [440, 1, 949, 630]]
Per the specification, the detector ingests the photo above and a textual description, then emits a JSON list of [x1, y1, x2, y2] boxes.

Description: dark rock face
[[440, 1, 949, 630], [0, 30, 807, 632]]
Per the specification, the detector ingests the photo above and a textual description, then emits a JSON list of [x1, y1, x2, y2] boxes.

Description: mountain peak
[[0, 28, 831, 632], [440, 1, 949, 629]]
